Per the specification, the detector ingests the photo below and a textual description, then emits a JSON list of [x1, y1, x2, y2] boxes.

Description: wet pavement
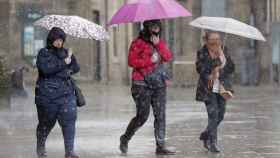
[[0, 84, 280, 158]]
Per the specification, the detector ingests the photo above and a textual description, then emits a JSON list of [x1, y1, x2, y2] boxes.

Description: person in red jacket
[[119, 20, 175, 155]]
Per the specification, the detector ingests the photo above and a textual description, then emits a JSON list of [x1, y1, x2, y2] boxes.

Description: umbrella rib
[[157, 0, 168, 19], [134, 3, 141, 22]]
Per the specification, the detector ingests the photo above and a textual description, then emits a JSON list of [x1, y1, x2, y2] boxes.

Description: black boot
[[119, 135, 129, 154], [36, 146, 47, 158], [65, 152, 79, 158], [209, 135, 220, 153], [209, 142, 220, 153], [199, 131, 209, 150], [36, 140, 47, 158], [156, 146, 176, 155]]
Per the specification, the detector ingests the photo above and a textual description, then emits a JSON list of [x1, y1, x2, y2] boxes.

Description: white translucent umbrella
[[189, 16, 266, 41], [34, 15, 110, 41]]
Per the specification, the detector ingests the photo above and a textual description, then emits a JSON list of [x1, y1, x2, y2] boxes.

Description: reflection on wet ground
[[0, 84, 279, 158]]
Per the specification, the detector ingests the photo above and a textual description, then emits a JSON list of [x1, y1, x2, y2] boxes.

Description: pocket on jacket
[[45, 81, 60, 89], [39, 81, 61, 98]]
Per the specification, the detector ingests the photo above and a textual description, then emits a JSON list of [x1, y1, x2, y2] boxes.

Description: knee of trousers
[[58, 119, 76, 128], [37, 118, 56, 129], [207, 109, 219, 120], [136, 113, 150, 125], [218, 114, 225, 123], [58, 110, 77, 126]]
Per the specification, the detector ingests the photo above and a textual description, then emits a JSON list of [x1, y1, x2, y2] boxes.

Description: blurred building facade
[[0, 0, 279, 86], [268, 0, 280, 85]]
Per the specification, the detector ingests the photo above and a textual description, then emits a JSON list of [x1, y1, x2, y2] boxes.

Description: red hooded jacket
[[128, 38, 173, 81]]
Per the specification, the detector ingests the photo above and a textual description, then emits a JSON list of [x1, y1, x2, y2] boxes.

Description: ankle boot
[[199, 131, 210, 150], [36, 146, 47, 158], [156, 146, 176, 155], [209, 135, 220, 153], [119, 135, 129, 154], [65, 152, 79, 158]]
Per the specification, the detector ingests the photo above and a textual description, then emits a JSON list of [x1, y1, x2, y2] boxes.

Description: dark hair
[[46, 27, 66, 48], [139, 19, 162, 42], [143, 19, 162, 31]]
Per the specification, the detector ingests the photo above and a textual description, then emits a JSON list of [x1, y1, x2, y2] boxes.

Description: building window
[[21, 10, 45, 66], [23, 26, 35, 56]]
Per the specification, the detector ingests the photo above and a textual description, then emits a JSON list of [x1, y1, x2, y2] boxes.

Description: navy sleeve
[[68, 55, 80, 75], [36, 48, 68, 77]]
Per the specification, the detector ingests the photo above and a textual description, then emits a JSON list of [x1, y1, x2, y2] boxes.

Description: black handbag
[[70, 78, 86, 107], [142, 64, 170, 89]]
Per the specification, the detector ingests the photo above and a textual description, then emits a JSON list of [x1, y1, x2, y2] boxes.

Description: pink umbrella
[[108, 0, 192, 25]]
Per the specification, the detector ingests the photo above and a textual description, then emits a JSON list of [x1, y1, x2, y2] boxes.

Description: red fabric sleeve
[[128, 39, 154, 68], [155, 39, 173, 62]]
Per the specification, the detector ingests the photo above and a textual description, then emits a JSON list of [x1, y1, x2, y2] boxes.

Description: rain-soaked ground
[[0, 84, 280, 158]]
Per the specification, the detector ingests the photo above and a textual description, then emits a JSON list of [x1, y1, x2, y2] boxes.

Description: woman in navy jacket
[[35, 27, 80, 158]]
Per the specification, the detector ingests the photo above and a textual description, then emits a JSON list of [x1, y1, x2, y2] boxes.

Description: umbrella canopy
[[189, 16, 266, 41], [108, 0, 192, 25], [34, 15, 110, 41]]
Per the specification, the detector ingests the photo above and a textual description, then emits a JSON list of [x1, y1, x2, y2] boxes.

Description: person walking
[[35, 27, 80, 158], [119, 20, 175, 155], [195, 31, 235, 153]]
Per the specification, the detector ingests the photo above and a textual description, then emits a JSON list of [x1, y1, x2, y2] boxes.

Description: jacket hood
[[46, 27, 66, 48]]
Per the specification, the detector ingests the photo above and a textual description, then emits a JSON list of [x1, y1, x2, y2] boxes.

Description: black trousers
[[203, 93, 226, 141], [122, 84, 167, 147]]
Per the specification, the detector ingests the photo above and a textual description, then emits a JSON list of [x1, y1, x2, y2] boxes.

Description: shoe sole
[[209, 149, 221, 153], [119, 143, 128, 154], [119, 136, 128, 154], [202, 140, 209, 150], [156, 153, 176, 155]]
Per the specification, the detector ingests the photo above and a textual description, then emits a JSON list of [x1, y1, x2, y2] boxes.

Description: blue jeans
[[204, 93, 226, 141]]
